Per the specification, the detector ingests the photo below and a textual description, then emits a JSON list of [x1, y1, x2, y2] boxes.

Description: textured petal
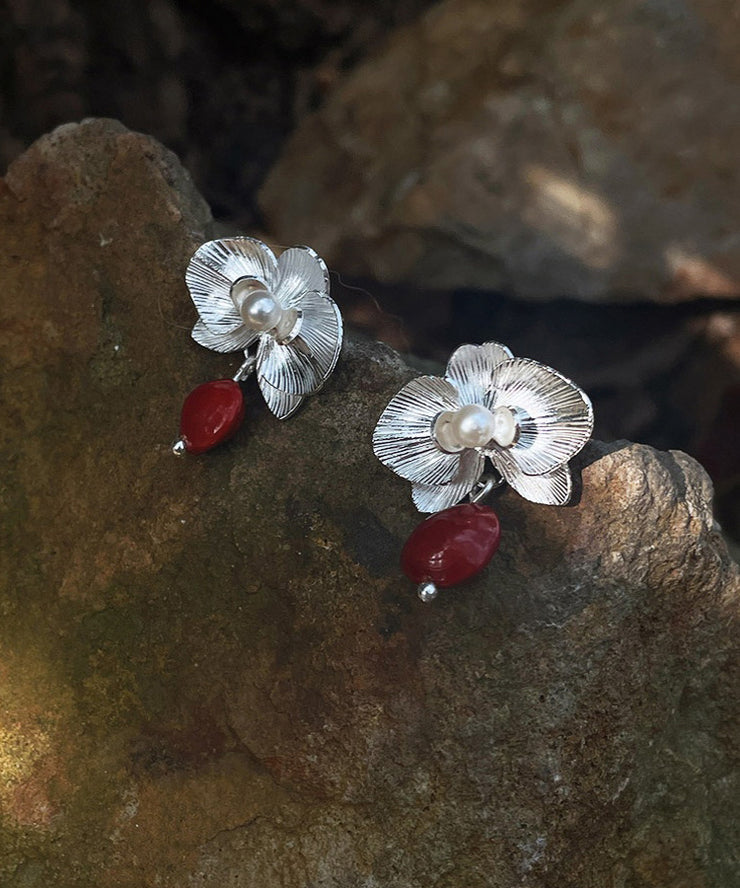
[[484, 358, 593, 475], [492, 451, 573, 505], [191, 319, 259, 354], [411, 449, 485, 513], [256, 292, 342, 395], [185, 238, 278, 335], [290, 291, 343, 389], [259, 377, 304, 420], [257, 337, 320, 397], [275, 246, 330, 308], [193, 237, 278, 287], [185, 254, 241, 334], [445, 341, 514, 406], [373, 377, 462, 486]]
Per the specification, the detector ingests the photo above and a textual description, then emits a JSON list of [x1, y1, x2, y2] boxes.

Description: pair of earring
[[172, 237, 594, 602]]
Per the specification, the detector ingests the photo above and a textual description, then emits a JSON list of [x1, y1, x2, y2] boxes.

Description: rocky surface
[[0, 119, 738, 887], [0, 0, 436, 227], [261, 0, 740, 302]]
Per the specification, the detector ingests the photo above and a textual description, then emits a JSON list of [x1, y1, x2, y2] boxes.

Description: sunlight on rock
[[0, 722, 51, 788], [0, 682, 60, 828], [522, 165, 618, 270], [664, 245, 739, 299]]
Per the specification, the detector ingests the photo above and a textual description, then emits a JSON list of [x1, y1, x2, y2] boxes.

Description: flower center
[[434, 404, 518, 452], [231, 278, 283, 332], [231, 278, 300, 341]]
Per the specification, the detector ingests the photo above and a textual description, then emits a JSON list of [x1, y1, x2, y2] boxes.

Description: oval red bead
[[401, 503, 501, 588], [179, 380, 245, 454]]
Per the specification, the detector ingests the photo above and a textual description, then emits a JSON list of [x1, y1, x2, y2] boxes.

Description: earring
[[172, 236, 343, 454], [373, 342, 593, 601]]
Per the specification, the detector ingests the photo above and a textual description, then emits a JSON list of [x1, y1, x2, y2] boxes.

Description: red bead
[[179, 380, 245, 454], [401, 503, 501, 588]]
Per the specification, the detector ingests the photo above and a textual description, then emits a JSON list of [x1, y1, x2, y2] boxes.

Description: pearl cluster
[[434, 403, 518, 452], [231, 278, 283, 332]]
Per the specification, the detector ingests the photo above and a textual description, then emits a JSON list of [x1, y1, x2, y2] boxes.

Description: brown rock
[[0, 0, 438, 229], [261, 0, 740, 302], [0, 119, 738, 886]]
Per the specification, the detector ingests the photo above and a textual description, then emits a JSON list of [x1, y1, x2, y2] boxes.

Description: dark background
[[1, 0, 738, 541]]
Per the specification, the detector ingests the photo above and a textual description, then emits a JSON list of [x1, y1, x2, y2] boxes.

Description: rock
[[0, 0, 437, 229], [0, 119, 738, 887], [261, 0, 740, 302]]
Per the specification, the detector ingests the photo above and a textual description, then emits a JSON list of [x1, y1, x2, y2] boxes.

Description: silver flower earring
[[172, 237, 343, 454], [373, 342, 593, 601]]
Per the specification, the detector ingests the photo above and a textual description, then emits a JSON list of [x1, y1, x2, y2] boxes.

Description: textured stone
[[261, 0, 740, 302], [0, 119, 738, 887], [0, 0, 437, 229]]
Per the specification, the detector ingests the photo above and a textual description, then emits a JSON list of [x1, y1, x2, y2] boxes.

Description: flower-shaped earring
[[172, 237, 343, 454], [373, 342, 593, 600]]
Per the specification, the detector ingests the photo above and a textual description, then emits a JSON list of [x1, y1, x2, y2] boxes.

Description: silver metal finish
[[411, 449, 484, 513], [373, 376, 462, 487], [256, 291, 342, 396], [233, 353, 257, 383], [171, 437, 187, 457], [469, 472, 505, 504], [191, 319, 257, 354], [482, 358, 593, 476], [418, 581, 439, 602], [273, 245, 330, 305], [188, 238, 277, 300], [446, 341, 513, 407], [259, 377, 304, 420], [490, 452, 573, 506], [373, 340, 593, 511], [186, 238, 277, 335], [184, 237, 343, 420]]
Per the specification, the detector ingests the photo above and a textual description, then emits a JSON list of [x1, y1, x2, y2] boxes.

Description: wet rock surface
[[0, 120, 738, 887], [261, 0, 740, 302]]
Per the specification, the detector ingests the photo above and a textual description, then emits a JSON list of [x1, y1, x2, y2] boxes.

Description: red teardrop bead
[[179, 380, 245, 454], [401, 503, 501, 588]]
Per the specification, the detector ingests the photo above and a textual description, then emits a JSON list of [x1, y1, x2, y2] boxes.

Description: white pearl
[[232, 279, 283, 332], [491, 406, 518, 447], [434, 411, 464, 453], [240, 291, 282, 331], [449, 403, 496, 449]]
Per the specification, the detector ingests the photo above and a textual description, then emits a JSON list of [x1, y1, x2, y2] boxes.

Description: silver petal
[[185, 238, 278, 335], [191, 319, 259, 354], [373, 376, 462, 486], [491, 451, 573, 505], [411, 449, 485, 513], [257, 337, 321, 397], [289, 291, 343, 389], [275, 246, 330, 308], [485, 358, 593, 476], [185, 253, 242, 335], [192, 237, 278, 288], [256, 292, 342, 396], [186, 238, 279, 335], [258, 376, 304, 420], [445, 341, 514, 406]]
